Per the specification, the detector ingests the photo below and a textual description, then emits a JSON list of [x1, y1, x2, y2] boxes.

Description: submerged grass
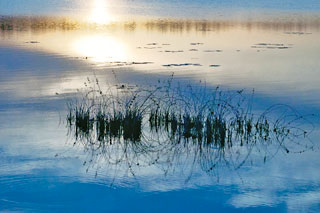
[[66, 77, 314, 178]]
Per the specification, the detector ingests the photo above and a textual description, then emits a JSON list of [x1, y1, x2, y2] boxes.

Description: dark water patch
[[189, 49, 198, 51], [209, 65, 221, 68]]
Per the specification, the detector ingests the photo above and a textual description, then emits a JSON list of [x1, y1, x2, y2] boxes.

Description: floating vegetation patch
[[107, 61, 153, 66], [143, 47, 157, 49], [190, 43, 204, 45], [66, 77, 314, 180], [25, 41, 40, 44], [284, 32, 312, 35], [162, 63, 202, 67], [164, 50, 184, 53], [203, 50, 223, 53], [251, 43, 293, 49], [73, 60, 154, 67]]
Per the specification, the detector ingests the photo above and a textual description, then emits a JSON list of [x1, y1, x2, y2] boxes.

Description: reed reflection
[[66, 78, 314, 180]]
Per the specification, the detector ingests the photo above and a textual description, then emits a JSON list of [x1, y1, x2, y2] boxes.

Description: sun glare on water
[[73, 1, 126, 63], [72, 35, 127, 63], [88, 0, 113, 24]]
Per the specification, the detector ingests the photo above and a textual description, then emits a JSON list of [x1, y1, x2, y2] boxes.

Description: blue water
[[1, 42, 320, 211], [1, 1, 320, 212]]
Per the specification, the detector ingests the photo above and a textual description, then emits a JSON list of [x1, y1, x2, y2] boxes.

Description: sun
[[88, 0, 113, 25]]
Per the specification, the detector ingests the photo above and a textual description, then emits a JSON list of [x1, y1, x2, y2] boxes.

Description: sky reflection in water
[[1, 18, 320, 105], [0, 2, 320, 212]]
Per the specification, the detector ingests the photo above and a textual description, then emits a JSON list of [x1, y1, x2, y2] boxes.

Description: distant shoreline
[[1, 15, 320, 32]]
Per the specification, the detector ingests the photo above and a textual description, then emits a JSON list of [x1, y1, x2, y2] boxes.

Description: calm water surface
[[1, 1, 320, 212]]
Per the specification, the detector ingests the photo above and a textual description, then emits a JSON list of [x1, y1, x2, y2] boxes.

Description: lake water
[[1, 1, 320, 212]]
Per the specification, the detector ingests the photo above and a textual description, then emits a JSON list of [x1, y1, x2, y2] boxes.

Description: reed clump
[[67, 78, 312, 150], [65, 77, 314, 178]]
